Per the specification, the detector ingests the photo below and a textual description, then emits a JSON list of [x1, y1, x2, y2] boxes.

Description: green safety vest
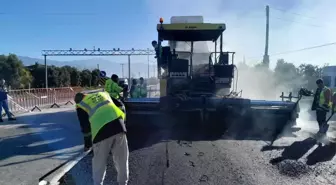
[[131, 85, 141, 98], [139, 84, 147, 98], [104, 79, 123, 99], [76, 91, 125, 141], [319, 86, 332, 111], [333, 92, 336, 112]]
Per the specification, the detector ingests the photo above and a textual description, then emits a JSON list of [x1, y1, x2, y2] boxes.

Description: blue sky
[[1, 0, 336, 69]]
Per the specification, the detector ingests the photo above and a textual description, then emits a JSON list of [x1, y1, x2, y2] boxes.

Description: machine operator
[[75, 91, 129, 185], [311, 78, 331, 135]]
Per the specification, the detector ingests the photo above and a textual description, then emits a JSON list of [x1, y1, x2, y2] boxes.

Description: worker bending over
[[75, 91, 129, 185], [311, 79, 331, 134], [138, 77, 147, 98]]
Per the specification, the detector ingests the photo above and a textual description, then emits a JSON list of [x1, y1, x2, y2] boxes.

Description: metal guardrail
[[1, 87, 84, 116], [1, 85, 160, 116]]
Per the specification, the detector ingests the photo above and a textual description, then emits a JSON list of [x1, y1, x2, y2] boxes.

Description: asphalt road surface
[[62, 113, 336, 185], [1, 107, 336, 185], [0, 106, 84, 185]]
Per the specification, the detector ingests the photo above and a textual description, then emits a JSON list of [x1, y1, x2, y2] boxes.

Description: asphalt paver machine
[[125, 16, 301, 132]]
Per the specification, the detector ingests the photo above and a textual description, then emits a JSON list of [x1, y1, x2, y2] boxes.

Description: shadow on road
[[268, 137, 316, 165], [306, 142, 336, 165], [0, 110, 83, 167]]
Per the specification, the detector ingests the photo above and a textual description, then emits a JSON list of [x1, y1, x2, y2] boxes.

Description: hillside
[[18, 56, 157, 78]]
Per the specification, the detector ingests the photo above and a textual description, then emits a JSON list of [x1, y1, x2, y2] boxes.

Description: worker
[[0, 79, 16, 122], [105, 74, 124, 100], [311, 78, 331, 134], [75, 91, 129, 185], [139, 77, 147, 98], [152, 40, 161, 59], [130, 79, 141, 98], [332, 91, 336, 115]]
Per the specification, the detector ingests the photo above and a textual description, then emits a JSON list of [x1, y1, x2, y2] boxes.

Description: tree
[[298, 64, 322, 90], [80, 69, 92, 87], [47, 66, 60, 87], [0, 54, 32, 89], [58, 66, 71, 87], [91, 69, 100, 87]]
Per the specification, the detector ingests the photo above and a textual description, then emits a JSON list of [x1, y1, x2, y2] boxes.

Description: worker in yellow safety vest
[[139, 77, 148, 98], [311, 78, 332, 134], [105, 74, 124, 100], [75, 91, 129, 185], [332, 92, 336, 114]]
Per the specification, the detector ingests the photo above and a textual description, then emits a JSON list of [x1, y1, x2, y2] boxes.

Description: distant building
[[322, 66, 336, 92]]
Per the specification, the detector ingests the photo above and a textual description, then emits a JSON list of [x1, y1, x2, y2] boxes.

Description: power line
[[270, 17, 325, 28], [271, 42, 336, 56], [247, 42, 336, 60], [269, 6, 319, 20], [0, 12, 95, 16]]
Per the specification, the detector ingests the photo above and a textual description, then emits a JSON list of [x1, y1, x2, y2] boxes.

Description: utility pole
[[120, 63, 124, 77], [147, 48, 150, 79], [263, 5, 270, 68], [97, 64, 99, 70]]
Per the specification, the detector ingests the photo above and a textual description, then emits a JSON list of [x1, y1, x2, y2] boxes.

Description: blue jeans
[[0, 100, 12, 119]]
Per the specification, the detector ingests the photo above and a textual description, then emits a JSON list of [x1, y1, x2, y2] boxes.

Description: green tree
[[0, 54, 32, 89], [58, 66, 71, 87], [80, 69, 92, 87], [47, 66, 60, 87], [91, 69, 100, 87]]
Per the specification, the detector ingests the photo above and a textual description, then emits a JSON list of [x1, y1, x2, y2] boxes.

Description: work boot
[[8, 117, 16, 121]]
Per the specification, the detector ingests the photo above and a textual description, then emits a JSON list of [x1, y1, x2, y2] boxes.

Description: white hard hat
[[124, 79, 128, 85]]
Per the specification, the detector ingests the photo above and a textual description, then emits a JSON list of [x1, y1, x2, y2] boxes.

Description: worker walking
[[138, 77, 147, 98], [0, 79, 16, 122], [311, 79, 331, 135], [75, 91, 129, 185]]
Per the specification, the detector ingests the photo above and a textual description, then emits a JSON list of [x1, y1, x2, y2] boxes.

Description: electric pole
[[147, 48, 150, 79], [263, 5, 270, 68], [120, 63, 124, 78]]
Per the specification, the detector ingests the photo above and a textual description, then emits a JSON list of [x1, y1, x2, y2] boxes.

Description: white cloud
[[144, 0, 336, 68]]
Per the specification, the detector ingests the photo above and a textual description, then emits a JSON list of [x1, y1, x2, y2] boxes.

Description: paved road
[[62, 115, 336, 185], [1, 107, 336, 185], [0, 107, 84, 185]]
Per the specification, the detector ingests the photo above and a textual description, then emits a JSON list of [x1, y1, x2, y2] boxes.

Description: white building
[[322, 66, 336, 92]]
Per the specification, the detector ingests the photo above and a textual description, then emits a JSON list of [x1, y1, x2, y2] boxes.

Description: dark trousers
[[316, 110, 327, 128]]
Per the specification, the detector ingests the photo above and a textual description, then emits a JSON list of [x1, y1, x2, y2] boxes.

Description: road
[[0, 106, 84, 185], [1, 107, 336, 185], [62, 112, 336, 185]]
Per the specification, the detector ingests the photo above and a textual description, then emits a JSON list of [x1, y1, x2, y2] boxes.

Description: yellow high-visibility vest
[[319, 86, 332, 111], [76, 91, 125, 141]]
